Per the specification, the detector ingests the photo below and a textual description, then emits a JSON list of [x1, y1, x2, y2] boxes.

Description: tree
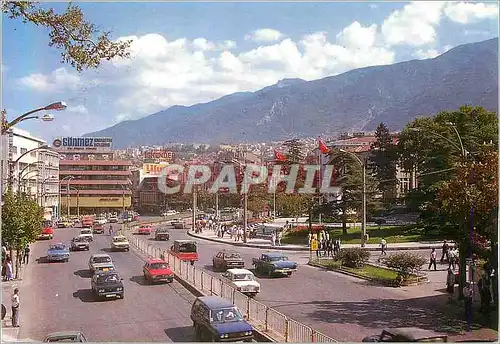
[[325, 149, 380, 235], [247, 183, 270, 217], [370, 122, 398, 205], [3, 2, 131, 72], [283, 139, 306, 163], [2, 190, 43, 278], [397, 106, 498, 231], [437, 147, 498, 299]]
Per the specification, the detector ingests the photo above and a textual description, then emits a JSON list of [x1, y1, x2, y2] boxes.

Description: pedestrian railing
[[125, 232, 338, 343]]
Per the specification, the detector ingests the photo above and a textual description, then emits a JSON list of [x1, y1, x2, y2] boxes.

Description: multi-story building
[[2, 128, 60, 219], [53, 136, 132, 216]]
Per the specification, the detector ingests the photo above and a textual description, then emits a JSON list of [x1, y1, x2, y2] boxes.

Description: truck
[[82, 216, 94, 228]]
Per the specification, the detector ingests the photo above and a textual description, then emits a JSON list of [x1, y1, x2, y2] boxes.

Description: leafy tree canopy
[[3, 1, 131, 72]]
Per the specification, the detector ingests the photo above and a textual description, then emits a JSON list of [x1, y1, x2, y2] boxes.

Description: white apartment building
[[3, 128, 60, 220]]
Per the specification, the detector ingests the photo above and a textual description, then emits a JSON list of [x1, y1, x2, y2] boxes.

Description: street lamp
[[1, 102, 66, 134], [19, 170, 40, 194], [8, 144, 51, 188], [67, 186, 80, 218], [17, 162, 42, 193], [339, 149, 367, 248], [117, 184, 128, 215], [60, 176, 74, 218], [409, 126, 467, 157]]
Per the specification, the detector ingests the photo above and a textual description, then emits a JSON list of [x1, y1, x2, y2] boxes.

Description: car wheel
[[144, 274, 150, 284], [212, 261, 217, 271]]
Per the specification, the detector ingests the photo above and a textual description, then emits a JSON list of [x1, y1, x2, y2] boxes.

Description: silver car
[[88, 253, 114, 274]]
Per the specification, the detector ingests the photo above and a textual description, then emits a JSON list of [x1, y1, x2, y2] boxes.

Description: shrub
[[337, 248, 370, 268], [382, 252, 426, 278]]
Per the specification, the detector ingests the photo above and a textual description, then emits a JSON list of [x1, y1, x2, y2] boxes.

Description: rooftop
[[263, 252, 287, 257], [227, 268, 253, 274], [198, 296, 234, 308]]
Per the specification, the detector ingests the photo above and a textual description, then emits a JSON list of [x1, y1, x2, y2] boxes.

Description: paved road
[[20, 225, 196, 342], [136, 225, 465, 341]]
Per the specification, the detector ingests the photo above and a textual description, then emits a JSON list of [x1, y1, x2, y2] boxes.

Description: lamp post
[[17, 162, 41, 193], [60, 176, 74, 218], [20, 170, 40, 194], [409, 126, 467, 158], [8, 144, 51, 189], [117, 184, 127, 215], [339, 149, 366, 247], [67, 186, 80, 218]]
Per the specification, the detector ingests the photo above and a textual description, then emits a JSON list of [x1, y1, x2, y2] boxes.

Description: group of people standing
[[2, 245, 30, 281], [308, 230, 342, 257]]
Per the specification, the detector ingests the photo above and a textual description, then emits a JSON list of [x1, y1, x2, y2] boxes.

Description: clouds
[[245, 28, 284, 42], [13, 2, 498, 137]]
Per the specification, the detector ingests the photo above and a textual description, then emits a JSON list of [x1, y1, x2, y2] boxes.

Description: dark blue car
[[191, 296, 253, 342]]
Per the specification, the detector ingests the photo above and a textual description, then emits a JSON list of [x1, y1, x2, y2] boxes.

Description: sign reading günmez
[[53, 137, 113, 149]]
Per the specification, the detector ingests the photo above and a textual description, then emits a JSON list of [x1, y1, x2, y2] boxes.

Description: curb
[[187, 231, 446, 252], [307, 261, 428, 287]]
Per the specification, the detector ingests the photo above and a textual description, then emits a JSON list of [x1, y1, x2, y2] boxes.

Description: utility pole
[[192, 186, 197, 232]]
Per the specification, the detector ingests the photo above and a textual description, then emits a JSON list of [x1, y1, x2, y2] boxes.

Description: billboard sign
[[142, 163, 169, 176], [143, 150, 175, 162], [53, 137, 113, 150]]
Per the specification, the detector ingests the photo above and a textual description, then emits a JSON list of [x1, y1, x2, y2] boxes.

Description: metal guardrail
[[125, 231, 338, 343]]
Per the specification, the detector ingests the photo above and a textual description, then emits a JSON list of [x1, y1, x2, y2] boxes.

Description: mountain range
[[85, 38, 498, 148]]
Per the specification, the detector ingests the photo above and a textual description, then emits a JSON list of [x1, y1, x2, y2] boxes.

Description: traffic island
[[308, 259, 427, 287]]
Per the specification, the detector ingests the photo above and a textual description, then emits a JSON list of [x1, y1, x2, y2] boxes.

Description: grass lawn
[[283, 225, 440, 245], [314, 259, 399, 281]]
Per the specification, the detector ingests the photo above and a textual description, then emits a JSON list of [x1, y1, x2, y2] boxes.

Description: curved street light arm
[[411, 127, 464, 156], [2, 107, 46, 133], [449, 125, 466, 156]]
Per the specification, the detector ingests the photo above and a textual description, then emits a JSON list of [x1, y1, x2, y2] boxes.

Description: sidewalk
[[2, 261, 26, 342], [186, 230, 446, 251]]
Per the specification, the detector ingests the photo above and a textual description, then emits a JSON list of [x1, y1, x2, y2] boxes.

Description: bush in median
[[382, 252, 426, 280], [337, 248, 370, 268]]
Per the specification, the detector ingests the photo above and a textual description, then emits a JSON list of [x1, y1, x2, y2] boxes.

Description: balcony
[[59, 160, 132, 166], [68, 180, 132, 185], [60, 170, 132, 176]]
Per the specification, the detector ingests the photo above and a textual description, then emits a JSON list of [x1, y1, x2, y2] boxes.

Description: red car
[[138, 225, 152, 235], [143, 259, 174, 284], [37, 227, 54, 240]]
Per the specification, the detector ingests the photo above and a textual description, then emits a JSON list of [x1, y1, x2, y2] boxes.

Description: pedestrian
[[23, 246, 30, 265], [307, 232, 312, 246], [448, 249, 457, 270], [428, 248, 437, 270], [271, 231, 276, 246], [160, 250, 165, 261], [11, 287, 19, 327], [327, 239, 333, 258], [478, 273, 491, 313], [5, 258, 13, 281], [446, 268, 455, 300], [463, 282, 473, 320], [440, 240, 449, 263], [277, 231, 282, 246], [380, 238, 387, 256]]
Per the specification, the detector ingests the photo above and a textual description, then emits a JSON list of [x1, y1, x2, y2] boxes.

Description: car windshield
[[81, 230, 91, 234], [150, 263, 169, 269], [178, 243, 196, 252], [113, 237, 127, 242], [156, 229, 168, 233], [210, 307, 243, 323], [141, 225, 151, 229], [92, 256, 111, 263], [233, 273, 254, 281], [269, 256, 287, 261], [225, 252, 241, 259], [46, 336, 78, 342], [73, 237, 85, 242], [97, 274, 120, 284], [49, 244, 66, 250]]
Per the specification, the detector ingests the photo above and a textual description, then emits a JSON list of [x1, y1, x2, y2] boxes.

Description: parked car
[[79, 228, 94, 242], [43, 331, 88, 342], [212, 250, 244, 271], [143, 258, 174, 284], [362, 327, 448, 342], [46, 243, 70, 262], [138, 225, 153, 235], [221, 269, 260, 297], [95, 216, 107, 225], [252, 252, 297, 277], [162, 210, 177, 216], [91, 271, 124, 300], [111, 235, 130, 251], [154, 228, 170, 241], [191, 296, 253, 342], [93, 225, 104, 234], [70, 237, 90, 251], [88, 253, 114, 274]]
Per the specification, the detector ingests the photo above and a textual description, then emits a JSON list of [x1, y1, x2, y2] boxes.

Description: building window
[[11, 146, 17, 154], [30, 151, 37, 157], [20, 148, 27, 154]]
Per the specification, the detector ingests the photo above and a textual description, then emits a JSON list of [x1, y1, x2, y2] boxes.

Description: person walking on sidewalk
[[440, 241, 449, 263], [380, 238, 387, 256], [446, 268, 455, 300], [11, 288, 20, 327], [23, 246, 30, 265], [428, 248, 437, 270], [5, 258, 13, 281], [463, 282, 473, 321], [277, 231, 282, 246]]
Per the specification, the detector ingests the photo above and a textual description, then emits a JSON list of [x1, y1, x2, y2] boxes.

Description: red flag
[[274, 150, 287, 162], [318, 140, 330, 154]]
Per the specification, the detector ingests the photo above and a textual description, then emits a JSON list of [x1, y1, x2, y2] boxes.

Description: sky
[[1, 1, 498, 142]]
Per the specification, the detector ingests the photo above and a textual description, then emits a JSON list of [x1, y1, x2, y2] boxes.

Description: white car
[[222, 268, 260, 297], [96, 217, 107, 225], [162, 210, 177, 216], [79, 228, 94, 242], [111, 235, 130, 251]]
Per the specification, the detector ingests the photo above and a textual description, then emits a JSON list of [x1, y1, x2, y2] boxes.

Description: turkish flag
[[275, 150, 287, 162], [319, 140, 330, 154]]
